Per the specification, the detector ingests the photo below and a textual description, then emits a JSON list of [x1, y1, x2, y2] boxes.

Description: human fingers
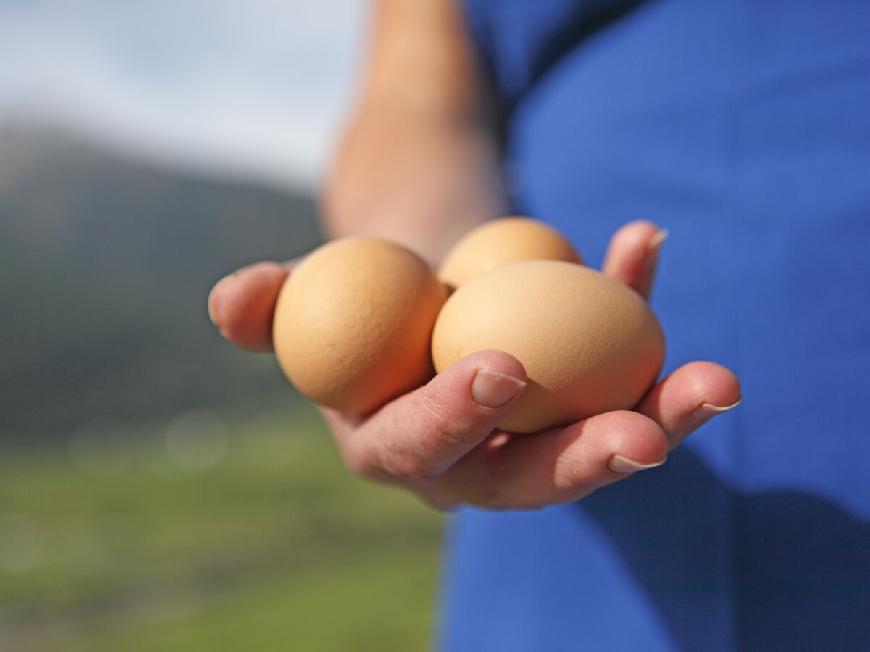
[[429, 361, 740, 511], [441, 409, 669, 510], [601, 220, 667, 299], [323, 350, 527, 488], [635, 361, 742, 449], [207, 261, 293, 352]]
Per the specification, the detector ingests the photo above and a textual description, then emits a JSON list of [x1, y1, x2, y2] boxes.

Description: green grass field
[[0, 409, 444, 651]]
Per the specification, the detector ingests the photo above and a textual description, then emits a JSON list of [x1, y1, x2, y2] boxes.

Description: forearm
[[322, 0, 506, 264], [365, 0, 488, 113]]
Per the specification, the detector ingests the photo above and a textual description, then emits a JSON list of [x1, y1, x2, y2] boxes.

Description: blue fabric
[[440, 1, 870, 650]]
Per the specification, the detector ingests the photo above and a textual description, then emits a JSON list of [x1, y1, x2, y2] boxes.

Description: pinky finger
[[602, 220, 667, 299]]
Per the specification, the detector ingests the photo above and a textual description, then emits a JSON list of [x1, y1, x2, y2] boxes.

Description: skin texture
[[206, 0, 741, 510]]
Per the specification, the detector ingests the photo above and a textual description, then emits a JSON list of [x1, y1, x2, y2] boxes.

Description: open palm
[[208, 221, 741, 510]]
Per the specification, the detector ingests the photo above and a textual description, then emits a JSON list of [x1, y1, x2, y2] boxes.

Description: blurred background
[[0, 1, 443, 650]]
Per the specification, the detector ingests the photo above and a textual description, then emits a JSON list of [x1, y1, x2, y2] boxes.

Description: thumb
[[208, 260, 294, 352], [336, 350, 527, 484]]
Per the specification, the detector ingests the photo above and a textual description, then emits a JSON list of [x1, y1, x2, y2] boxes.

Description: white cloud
[[0, 0, 369, 188]]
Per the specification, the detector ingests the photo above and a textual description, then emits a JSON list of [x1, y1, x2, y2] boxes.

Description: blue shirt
[[439, 1, 870, 650]]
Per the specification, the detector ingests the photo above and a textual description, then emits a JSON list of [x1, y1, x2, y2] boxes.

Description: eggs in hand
[[271, 217, 664, 432]]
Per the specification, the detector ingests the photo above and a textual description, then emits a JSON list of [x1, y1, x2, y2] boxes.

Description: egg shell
[[438, 216, 583, 288], [273, 238, 447, 415], [431, 260, 665, 433]]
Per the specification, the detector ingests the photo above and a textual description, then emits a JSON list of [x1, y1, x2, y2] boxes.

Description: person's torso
[[440, 1, 870, 650]]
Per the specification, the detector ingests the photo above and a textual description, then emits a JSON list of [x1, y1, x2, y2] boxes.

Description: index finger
[[324, 350, 528, 487]]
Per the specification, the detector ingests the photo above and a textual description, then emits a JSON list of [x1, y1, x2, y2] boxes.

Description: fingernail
[[608, 454, 667, 475], [692, 397, 742, 421], [647, 228, 669, 252], [471, 370, 526, 408]]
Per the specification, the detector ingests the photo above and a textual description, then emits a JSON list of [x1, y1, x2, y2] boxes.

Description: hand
[[207, 222, 741, 510]]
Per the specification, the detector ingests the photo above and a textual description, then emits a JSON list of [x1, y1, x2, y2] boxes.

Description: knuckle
[[339, 442, 381, 480], [553, 460, 589, 494], [551, 439, 596, 495], [342, 443, 437, 486], [418, 391, 473, 450], [378, 447, 438, 485], [551, 443, 586, 492], [343, 432, 440, 485]]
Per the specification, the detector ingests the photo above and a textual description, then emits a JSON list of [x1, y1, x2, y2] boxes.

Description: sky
[[0, 0, 369, 188]]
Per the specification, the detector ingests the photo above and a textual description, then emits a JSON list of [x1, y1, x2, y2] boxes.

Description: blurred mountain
[[0, 124, 324, 440]]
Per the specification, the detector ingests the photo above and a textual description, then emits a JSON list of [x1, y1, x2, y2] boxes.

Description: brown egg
[[273, 238, 447, 415], [438, 216, 583, 288], [431, 260, 665, 433]]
